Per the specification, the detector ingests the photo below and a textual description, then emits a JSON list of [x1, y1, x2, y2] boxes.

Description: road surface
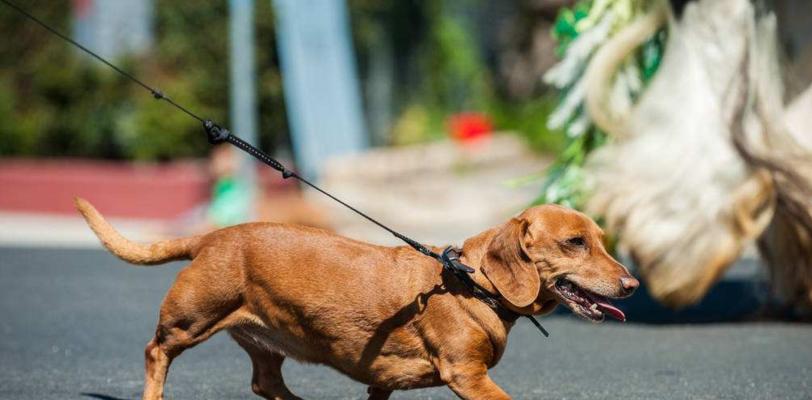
[[1, 247, 810, 399]]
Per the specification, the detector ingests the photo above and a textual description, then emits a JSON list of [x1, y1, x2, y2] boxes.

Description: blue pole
[[229, 0, 258, 217], [272, 0, 368, 181]]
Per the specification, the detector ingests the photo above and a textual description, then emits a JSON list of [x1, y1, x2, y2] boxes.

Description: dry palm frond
[[580, 0, 783, 307], [743, 30, 812, 314]]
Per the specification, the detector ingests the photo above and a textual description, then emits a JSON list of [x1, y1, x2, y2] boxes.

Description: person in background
[[206, 143, 253, 229], [163, 144, 331, 237]]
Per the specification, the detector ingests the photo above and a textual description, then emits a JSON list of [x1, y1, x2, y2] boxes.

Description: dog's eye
[[566, 237, 586, 247]]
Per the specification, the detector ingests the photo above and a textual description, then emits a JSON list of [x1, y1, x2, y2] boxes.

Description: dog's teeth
[[590, 303, 599, 312]]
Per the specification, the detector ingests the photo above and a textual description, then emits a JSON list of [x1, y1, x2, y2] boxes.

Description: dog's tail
[[75, 197, 199, 265]]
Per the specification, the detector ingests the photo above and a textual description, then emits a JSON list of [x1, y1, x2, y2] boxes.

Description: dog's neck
[[459, 227, 559, 318], [459, 227, 499, 293], [457, 227, 523, 330]]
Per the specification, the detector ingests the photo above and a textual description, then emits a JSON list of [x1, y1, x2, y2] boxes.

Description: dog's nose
[[620, 276, 639, 296]]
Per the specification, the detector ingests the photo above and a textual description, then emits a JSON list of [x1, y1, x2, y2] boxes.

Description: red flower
[[447, 112, 493, 143]]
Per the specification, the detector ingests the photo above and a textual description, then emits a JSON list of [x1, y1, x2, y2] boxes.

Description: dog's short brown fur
[[76, 198, 637, 400]]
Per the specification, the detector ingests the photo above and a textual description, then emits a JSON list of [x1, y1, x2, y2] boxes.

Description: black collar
[[493, 303, 522, 324], [440, 247, 548, 337]]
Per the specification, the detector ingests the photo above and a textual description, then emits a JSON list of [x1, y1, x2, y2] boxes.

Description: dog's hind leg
[[230, 333, 302, 400], [142, 259, 244, 400], [142, 337, 171, 400], [367, 386, 393, 400]]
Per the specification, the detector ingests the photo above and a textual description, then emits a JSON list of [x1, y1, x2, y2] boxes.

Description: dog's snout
[[619, 276, 639, 296]]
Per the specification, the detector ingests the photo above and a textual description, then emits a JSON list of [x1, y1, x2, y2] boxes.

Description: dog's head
[[480, 204, 638, 322]]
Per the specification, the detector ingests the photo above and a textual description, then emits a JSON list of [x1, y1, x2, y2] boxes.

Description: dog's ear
[[481, 217, 540, 308]]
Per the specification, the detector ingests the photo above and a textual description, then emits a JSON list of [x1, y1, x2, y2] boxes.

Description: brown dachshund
[[76, 198, 638, 400]]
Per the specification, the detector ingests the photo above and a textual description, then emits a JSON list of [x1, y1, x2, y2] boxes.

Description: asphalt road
[[1, 247, 810, 400]]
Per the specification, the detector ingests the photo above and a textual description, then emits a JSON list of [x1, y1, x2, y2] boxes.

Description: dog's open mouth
[[553, 279, 626, 322]]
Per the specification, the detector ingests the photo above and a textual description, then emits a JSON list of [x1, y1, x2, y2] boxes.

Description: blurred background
[[2, 1, 812, 399], [1, 0, 812, 314], [0, 0, 572, 243]]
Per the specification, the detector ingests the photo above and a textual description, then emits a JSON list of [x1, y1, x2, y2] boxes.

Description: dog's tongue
[[586, 292, 626, 322], [596, 300, 626, 322]]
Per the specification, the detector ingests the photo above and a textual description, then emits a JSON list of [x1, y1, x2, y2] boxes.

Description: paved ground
[[0, 212, 161, 248], [1, 247, 811, 400]]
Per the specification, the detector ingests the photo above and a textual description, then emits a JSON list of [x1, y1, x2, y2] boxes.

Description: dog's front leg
[[445, 365, 511, 400]]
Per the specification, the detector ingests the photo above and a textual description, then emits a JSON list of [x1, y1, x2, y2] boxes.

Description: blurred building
[[273, 0, 368, 180], [72, 0, 154, 59]]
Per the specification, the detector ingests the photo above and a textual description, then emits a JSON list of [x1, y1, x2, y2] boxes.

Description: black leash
[[3, 0, 547, 338]]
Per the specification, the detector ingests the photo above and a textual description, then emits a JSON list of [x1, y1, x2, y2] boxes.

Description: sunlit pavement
[[1, 247, 810, 400]]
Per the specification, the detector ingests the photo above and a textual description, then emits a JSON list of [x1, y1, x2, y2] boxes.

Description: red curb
[[0, 158, 293, 219]]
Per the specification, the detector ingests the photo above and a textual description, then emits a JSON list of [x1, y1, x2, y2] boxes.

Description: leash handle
[[205, 120, 295, 179]]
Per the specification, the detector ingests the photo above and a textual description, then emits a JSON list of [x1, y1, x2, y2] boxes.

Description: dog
[[75, 198, 638, 400]]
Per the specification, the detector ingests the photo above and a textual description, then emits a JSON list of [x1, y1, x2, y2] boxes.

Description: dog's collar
[[492, 302, 522, 323], [440, 247, 548, 337]]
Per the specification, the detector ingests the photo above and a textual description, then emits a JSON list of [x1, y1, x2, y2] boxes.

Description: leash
[[3, 0, 548, 338]]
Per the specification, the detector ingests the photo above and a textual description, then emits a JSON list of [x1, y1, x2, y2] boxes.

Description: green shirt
[[207, 177, 252, 227]]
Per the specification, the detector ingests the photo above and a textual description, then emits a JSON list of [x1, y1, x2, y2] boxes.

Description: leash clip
[[440, 246, 475, 274]]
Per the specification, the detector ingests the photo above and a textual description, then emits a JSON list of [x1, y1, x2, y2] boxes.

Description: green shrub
[[0, 1, 287, 160]]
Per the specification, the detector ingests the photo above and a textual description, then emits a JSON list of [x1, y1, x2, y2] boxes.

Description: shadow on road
[[81, 392, 130, 400], [554, 278, 771, 324]]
